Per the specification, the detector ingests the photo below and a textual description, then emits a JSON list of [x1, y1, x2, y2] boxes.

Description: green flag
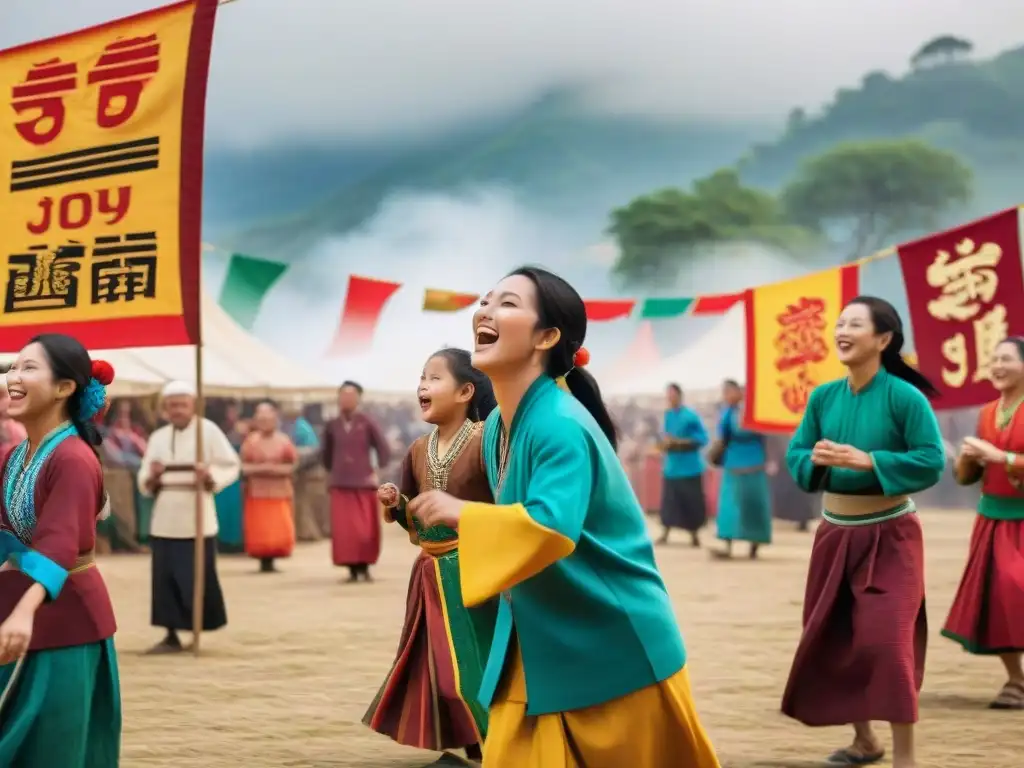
[[639, 297, 693, 319], [218, 253, 288, 330]]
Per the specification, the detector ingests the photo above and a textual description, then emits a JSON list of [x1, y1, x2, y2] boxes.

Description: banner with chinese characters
[[898, 207, 1024, 410], [0, 0, 218, 351], [743, 264, 860, 432]]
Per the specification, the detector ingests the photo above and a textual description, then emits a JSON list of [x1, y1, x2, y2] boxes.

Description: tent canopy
[[0, 294, 338, 401], [603, 306, 746, 399]]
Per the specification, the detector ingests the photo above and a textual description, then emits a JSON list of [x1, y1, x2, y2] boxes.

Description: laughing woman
[[782, 297, 944, 768], [944, 336, 1024, 710], [409, 267, 720, 767], [0, 334, 120, 767]]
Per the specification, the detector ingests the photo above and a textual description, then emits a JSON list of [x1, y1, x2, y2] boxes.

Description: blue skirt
[[215, 480, 244, 551], [0, 638, 121, 767], [716, 469, 772, 544]]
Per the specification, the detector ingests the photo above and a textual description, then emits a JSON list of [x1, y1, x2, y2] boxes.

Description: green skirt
[[0, 638, 121, 767]]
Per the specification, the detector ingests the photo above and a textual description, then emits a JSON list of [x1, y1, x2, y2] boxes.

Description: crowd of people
[[0, 268, 1022, 767]]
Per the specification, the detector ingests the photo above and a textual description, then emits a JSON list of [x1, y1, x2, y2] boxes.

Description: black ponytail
[[564, 367, 618, 450], [432, 347, 497, 422], [508, 266, 618, 449], [847, 296, 939, 399]]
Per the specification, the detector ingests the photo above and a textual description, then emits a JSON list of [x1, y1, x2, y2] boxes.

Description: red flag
[[584, 299, 636, 322], [898, 208, 1024, 409], [326, 275, 402, 357], [690, 292, 744, 315]]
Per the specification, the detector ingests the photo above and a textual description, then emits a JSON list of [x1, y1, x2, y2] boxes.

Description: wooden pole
[[191, 336, 206, 656]]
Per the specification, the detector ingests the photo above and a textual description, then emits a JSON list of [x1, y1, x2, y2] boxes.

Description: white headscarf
[[161, 380, 196, 399]]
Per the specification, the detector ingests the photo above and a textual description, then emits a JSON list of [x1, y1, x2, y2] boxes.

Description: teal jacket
[[457, 375, 686, 715]]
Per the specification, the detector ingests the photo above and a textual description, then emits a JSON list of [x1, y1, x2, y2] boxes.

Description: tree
[[780, 139, 972, 261], [911, 35, 974, 69], [608, 169, 814, 286]]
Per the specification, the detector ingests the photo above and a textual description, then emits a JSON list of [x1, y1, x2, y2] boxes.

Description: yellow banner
[[0, 0, 217, 350], [743, 264, 860, 432]]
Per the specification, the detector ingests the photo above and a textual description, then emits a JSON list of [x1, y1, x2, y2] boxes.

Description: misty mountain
[[742, 44, 1024, 214], [210, 90, 768, 263]]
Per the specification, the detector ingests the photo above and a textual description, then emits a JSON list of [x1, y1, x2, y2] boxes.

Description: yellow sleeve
[[457, 427, 591, 607]]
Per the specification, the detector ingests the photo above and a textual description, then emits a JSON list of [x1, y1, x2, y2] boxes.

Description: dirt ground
[[108, 510, 1018, 768]]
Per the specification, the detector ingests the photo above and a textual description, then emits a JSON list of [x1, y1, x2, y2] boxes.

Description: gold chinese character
[[941, 333, 968, 388], [926, 238, 1002, 321], [972, 303, 1009, 383], [89, 232, 157, 304], [4, 244, 83, 313]]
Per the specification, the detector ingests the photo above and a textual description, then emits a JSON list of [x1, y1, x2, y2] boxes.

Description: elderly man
[[137, 381, 240, 654]]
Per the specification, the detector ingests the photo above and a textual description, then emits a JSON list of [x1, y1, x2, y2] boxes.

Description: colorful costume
[[660, 406, 709, 533], [364, 420, 496, 751], [0, 426, 121, 766], [322, 412, 391, 569], [782, 369, 945, 726], [240, 430, 298, 562], [457, 376, 720, 766], [943, 399, 1024, 658], [716, 405, 772, 546]]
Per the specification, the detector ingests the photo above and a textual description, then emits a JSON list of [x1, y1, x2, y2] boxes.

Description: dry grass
[[107, 510, 1018, 767]]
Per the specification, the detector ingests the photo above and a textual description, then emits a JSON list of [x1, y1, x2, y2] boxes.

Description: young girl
[[0, 334, 121, 766], [410, 267, 720, 767], [945, 336, 1024, 709], [783, 297, 945, 768], [364, 348, 497, 762]]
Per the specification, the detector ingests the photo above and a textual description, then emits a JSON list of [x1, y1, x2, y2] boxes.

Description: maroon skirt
[[329, 488, 381, 566], [942, 516, 1024, 654], [781, 513, 927, 725]]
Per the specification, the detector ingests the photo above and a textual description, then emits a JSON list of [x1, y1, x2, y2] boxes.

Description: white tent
[[1, 294, 338, 401], [603, 305, 747, 399]]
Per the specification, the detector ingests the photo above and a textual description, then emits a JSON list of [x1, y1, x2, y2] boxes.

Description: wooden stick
[[191, 332, 207, 656], [0, 656, 25, 717]]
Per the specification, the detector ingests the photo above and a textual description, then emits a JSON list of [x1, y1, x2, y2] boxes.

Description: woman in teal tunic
[[410, 267, 720, 767], [782, 296, 944, 768], [0, 334, 121, 767], [713, 379, 772, 559]]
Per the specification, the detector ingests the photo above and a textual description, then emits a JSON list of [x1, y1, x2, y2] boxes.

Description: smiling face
[[417, 354, 473, 426], [834, 301, 891, 366], [990, 340, 1024, 393], [471, 274, 558, 376], [5, 341, 75, 423]]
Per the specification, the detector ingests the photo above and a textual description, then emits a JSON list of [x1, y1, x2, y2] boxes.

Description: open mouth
[[7, 388, 25, 401], [475, 326, 498, 347], [836, 340, 853, 353], [418, 396, 431, 411]]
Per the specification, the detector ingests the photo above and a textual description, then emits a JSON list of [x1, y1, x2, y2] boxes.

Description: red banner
[[898, 207, 1024, 409], [584, 299, 636, 322], [326, 275, 401, 358]]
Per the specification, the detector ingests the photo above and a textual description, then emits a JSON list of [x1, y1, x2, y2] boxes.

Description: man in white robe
[[137, 381, 240, 654]]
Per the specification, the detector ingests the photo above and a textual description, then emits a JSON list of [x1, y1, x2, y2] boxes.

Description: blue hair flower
[[77, 377, 107, 421]]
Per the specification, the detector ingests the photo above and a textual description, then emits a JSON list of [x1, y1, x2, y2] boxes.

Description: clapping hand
[[811, 440, 873, 471], [962, 437, 1005, 465], [407, 490, 463, 529], [378, 483, 399, 508]]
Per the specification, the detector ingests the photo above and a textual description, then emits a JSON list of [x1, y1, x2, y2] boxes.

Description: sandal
[[826, 747, 885, 765], [989, 680, 1024, 710]]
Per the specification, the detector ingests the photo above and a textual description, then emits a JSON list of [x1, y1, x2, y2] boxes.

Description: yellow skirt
[[484, 641, 721, 767]]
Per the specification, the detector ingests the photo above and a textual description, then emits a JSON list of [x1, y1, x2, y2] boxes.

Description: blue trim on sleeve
[[0, 529, 68, 600]]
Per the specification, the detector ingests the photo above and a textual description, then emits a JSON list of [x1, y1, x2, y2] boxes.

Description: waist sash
[[71, 550, 95, 574], [822, 492, 914, 526], [419, 539, 458, 557]]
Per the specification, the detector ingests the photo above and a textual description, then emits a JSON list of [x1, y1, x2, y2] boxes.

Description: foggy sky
[[5, 0, 1023, 147]]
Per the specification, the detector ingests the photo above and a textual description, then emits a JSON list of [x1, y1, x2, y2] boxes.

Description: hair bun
[[91, 359, 115, 386], [573, 346, 590, 368]]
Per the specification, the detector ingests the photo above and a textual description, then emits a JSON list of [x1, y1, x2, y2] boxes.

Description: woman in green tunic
[[783, 297, 944, 768]]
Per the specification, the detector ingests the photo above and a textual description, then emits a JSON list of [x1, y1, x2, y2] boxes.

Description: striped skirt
[[0, 638, 121, 767], [364, 548, 496, 750]]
